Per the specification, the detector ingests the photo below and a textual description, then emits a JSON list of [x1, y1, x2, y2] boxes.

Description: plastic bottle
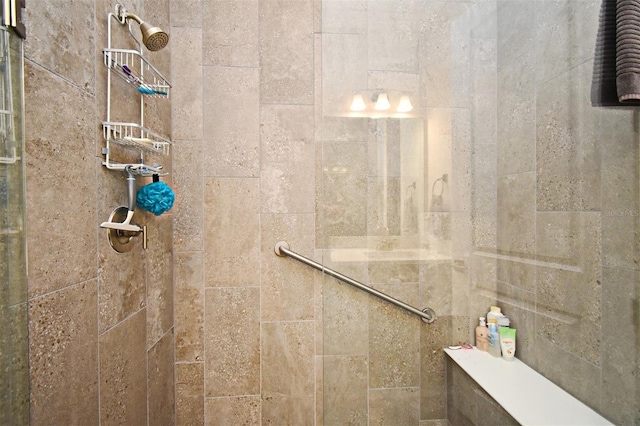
[[486, 306, 503, 326], [497, 316, 510, 329], [475, 317, 488, 351], [487, 323, 502, 357]]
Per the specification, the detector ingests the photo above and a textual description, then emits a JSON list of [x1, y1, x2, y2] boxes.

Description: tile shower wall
[[24, 1, 174, 424], [20, 1, 640, 425], [450, 0, 640, 424], [171, 0, 319, 422]]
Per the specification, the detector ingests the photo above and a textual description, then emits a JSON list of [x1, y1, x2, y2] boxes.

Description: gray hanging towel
[[616, 0, 640, 102]]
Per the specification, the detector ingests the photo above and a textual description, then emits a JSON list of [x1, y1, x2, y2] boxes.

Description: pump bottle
[[475, 317, 488, 351], [487, 323, 501, 357]]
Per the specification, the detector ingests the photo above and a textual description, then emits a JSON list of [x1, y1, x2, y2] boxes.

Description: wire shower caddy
[[102, 3, 172, 175]]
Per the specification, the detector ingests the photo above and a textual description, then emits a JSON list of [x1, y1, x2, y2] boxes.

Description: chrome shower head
[[124, 12, 169, 51]]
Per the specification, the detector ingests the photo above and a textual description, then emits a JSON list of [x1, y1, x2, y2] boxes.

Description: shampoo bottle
[[487, 323, 501, 357], [475, 317, 488, 351], [487, 306, 503, 326]]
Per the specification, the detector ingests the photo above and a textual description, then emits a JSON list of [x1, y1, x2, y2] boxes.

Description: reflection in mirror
[[322, 117, 453, 263]]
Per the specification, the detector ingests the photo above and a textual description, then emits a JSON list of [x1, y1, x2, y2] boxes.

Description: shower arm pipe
[[274, 241, 436, 324]]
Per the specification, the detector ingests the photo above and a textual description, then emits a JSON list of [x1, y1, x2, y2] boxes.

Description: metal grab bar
[[274, 241, 436, 324]]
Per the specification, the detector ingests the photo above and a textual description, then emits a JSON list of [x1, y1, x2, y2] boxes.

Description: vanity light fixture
[[349, 90, 414, 114], [350, 93, 367, 111], [397, 95, 413, 112], [374, 93, 391, 110]]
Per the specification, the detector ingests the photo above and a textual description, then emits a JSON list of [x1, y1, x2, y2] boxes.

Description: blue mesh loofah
[[137, 181, 175, 216]]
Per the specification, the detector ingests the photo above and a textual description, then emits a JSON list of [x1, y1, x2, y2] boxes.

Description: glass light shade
[[397, 95, 413, 112], [350, 94, 367, 111], [374, 93, 391, 110]]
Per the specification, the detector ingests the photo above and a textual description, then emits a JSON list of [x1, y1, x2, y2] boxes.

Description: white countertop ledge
[[444, 347, 613, 425]]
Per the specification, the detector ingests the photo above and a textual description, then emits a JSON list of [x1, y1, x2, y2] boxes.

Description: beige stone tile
[[260, 104, 315, 214], [28, 281, 99, 425], [322, 0, 367, 34], [366, 119, 400, 180], [313, 251, 325, 356], [601, 266, 640, 425], [24, 63, 97, 297], [321, 141, 368, 239], [367, 1, 419, 73], [322, 117, 369, 143], [497, 51, 536, 177], [468, 0, 497, 40], [535, 0, 600, 85], [261, 321, 314, 425], [470, 38, 497, 146], [97, 163, 147, 333], [259, 0, 314, 105], [139, 1, 172, 141], [497, 172, 535, 255], [321, 33, 367, 116], [203, 0, 258, 67], [4, 303, 29, 425], [176, 363, 204, 426], [534, 337, 602, 413], [367, 71, 420, 100], [418, 2, 471, 108], [204, 177, 260, 287], [367, 176, 401, 236], [451, 262, 470, 317], [449, 354, 520, 425], [497, 0, 535, 70], [369, 282, 420, 389], [419, 420, 449, 426], [204, 287, 260, 397], [25, 1, 95, 92], [450, 212, 472, 268], [173, 138, 204, 252], [451, 110, 472, 214], [322, 273, 369, 356], [4, 232, 27, 307], [175, 251, 204, 362], [468, 255, 498, 341], [536, 62, 601, 212], [315, 355, 324, 426], [471, 144, 497, 249], [205, 396, 260, 426], [171, 27, 203, 141], [99, 309, 147, 426], [369, 261, 420, 286], [446, 357, 479, 425], [171, 0, 202, 28], [313, 0, 322, 33], [322, 355, 368, 425], [260, 213, 316, 321], [148, 329, 175, 426], [369, 387, 420, 426], [497, 257, 536, 293], [420, 316, 453, 421], [536, 212, 601, 365], [600, 107, 640, 270], [419, 260, 452, 318], [204, 66, 259, 177], [146, 214, 174, 348], [315, 132, 325, 249]]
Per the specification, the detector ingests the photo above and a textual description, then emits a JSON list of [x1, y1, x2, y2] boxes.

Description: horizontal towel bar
[[274, 241, 436, 324]]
